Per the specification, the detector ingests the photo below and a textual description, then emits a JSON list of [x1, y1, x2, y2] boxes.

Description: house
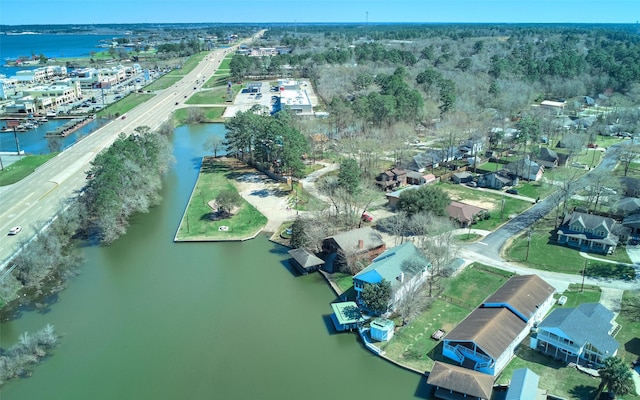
[[505, 368, 541, 400], [622, 214, 640, 238], [427, 361, 494, 400], [503, 157, 543, 181], [530, 303, 619, 367], [535, 147, 560, 169], [446, 201, 488, 227], [556, 211, 620, 255], [412, 150, 441, 172], [443, 275, 555, 376], [288, 248, 324, 275], [375, 167, 407, 191], [459, 138, 484, 156], [385, 185, 419, 209], [452, 171, 474, 184], [370, 317, 395, 341], [405, 171, 437, 186], [330, 302, 364, 332], [478, 171, 513, 190], [353, 241, 431, 314], [322, 227, 386, 272], [615, 197, 640, 216]]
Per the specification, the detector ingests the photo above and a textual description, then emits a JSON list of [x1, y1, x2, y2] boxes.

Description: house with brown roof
[[375, 167, 407, 191], [427, 361, 494, 400], [321, 227, 386, 272], [442, 275, 555, 376], [446, 201, 488, 227]]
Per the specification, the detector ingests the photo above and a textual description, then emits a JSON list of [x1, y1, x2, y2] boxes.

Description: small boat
[[15, 125, 28, 132], [23, 122, 37, 129], [46, 110, 57, 118], [0, 126, 12, 133]]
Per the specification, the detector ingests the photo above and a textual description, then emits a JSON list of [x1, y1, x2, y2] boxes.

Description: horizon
[[0, 0, 639, 26]]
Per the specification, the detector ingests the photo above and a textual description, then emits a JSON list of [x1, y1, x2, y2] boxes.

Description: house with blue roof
[[530, 303, 619, 367], [505, 368, 540, 400], [353, 242, 431, 314]]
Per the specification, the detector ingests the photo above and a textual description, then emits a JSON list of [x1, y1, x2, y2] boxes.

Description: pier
[[45, 115, 95, 137]]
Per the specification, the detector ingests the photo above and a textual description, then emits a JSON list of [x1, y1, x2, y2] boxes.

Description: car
[[86, 173, 95, 180], [8, 226, 22, 235], [587, 143, 599, 149], [193, 87, 197, 90], [557, 295, 568, 306], [361, 213, 373, 222], [175, 102, 179, 106], [629, 239, 639, 246], [506, 189, 519, 195], [466, 181, 477, 187], [184, 95, 187, 98], [121, 115, 126, 120]]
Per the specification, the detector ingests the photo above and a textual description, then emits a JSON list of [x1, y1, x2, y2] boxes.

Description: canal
[[0, 123, 430, 400]]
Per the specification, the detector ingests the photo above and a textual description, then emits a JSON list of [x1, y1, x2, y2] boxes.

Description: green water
[[0, 124, 430, 400]]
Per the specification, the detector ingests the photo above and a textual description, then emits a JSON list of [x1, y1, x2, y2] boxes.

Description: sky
[[1, 0, 639, 25]]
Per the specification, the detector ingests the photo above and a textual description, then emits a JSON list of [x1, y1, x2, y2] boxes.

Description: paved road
[[0, 33, 264, 270]]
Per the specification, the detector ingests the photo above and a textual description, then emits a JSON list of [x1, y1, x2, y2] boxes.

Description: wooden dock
[[45, 115, 95, 137]]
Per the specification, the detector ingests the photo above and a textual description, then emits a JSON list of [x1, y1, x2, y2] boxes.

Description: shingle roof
[[354, 242, 430, 288], [325, 227, 384, 253], [562, 211, 615, 232], [446, 201, 487, 224], [483, 275, 555, 322], [427, 361, 494, 399], [445, 307, 526, 359], [288, 248, 324, 268], [538, 303, 619, 356]]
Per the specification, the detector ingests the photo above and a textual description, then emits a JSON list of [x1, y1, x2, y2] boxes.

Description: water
[[0, 118, 109, 154], [0, 123, 429, 400]]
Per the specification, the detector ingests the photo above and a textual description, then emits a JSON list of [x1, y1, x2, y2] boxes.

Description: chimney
[[397, 272, 405, 282], [358, 239, 364, 249]]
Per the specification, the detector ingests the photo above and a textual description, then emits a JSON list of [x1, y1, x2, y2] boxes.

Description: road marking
[[38, 183, 59, 201], [477, 242, 488, 245]]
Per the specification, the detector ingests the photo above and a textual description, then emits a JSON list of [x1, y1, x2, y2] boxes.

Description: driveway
[[627, 243, 640, 265]]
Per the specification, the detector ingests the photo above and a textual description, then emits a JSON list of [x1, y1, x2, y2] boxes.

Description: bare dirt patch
[[441, 188, 496, 211]]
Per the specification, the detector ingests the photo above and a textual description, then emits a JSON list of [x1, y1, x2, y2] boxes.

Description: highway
[[0, 32, 262, 270]]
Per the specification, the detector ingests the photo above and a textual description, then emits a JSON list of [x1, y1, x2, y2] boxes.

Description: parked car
[[557, 295, 568, 306], [8, 226, 22, 235], [361, 213, 373, 222], [466, 181, 477, 187], [506, 189, 519, 195], [587, 143, 599, 149], [121, 115, 126, 120], [86, 173, 95, 180]]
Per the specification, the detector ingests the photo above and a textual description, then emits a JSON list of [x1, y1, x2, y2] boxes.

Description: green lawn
[[175, 158, 267, 241], [165, 52, 209, 77], [331, 272, 355, 293], [143, 75, 182, 91], [204, 72, 232, 88], [219, 56, 233, 70], [381, 263, 512, 371], [616, 290, 640, 365], [0, 154, 58, 186], [454, 233, 481, 242], [290, 181, 327, 212], [96, 93, 154, 118], [186, 85, 241, 104], [506, 216, 634, 278], [173, 107, 226, 125]]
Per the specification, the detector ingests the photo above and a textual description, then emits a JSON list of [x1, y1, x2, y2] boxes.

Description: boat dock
[[45, 115, 95, 137]]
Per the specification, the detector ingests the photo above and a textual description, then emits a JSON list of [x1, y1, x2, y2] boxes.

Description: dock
[[45, 115, 95, 137]]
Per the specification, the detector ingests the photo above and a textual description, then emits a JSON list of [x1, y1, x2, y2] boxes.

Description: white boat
[[46, 110, 57, 118]]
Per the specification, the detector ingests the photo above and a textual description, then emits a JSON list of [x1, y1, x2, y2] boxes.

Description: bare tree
[[614, 142, 640, 177]]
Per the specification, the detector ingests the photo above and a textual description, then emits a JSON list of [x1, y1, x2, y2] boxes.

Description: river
[[0, 123, 430, 400]]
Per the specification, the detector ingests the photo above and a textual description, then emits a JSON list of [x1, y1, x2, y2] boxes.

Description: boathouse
[[288, 248, 324, 275]]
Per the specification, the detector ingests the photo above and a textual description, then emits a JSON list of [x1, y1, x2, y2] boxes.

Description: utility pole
[[581, 258, 587, 292], [525, 229, 532, 261]]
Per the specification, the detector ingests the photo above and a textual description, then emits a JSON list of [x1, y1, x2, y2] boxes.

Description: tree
[[360, 280, 392, 315], [203, 136, 225, 158], [215, 189, 241, 217], [595, 356, 635, 399], [187, 107, 205, 124], [615, 142, 640, 177], [338, 158, 361, 195], [397, 186, 450, 217]]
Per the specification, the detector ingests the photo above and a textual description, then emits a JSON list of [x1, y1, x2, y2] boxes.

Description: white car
[[8, 226, 22, 235], [557, 295, 568, 306]]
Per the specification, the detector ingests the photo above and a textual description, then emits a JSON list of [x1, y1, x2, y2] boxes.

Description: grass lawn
[[331, 272, 355, 293], [0, 154, 58, 186], [219, 56, 233, 70], [616, 290, 640, 365], [496, 346, 603, 399], [204, 72, 232, 88], [186, 86, 241, 104], [455, 233, 481, 242], [381, 263, 512, 371], [96, 93, 154, 118], [506, 216, 634, 278], [143, 75, 182, 91], [175, 157, 267, 241], [173, 107, 226, 125], [514, 179, 558, 200], [555, 284, 602, 307], [165, 52, 208, 77], [290, 181, 327, 212]]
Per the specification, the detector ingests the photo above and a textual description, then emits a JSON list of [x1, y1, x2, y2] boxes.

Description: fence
[[438, 295, 474, 311]]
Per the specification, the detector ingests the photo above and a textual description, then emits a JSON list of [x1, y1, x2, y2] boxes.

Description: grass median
[[175, 157, 267, 241], [0, 154, 58, 186]]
